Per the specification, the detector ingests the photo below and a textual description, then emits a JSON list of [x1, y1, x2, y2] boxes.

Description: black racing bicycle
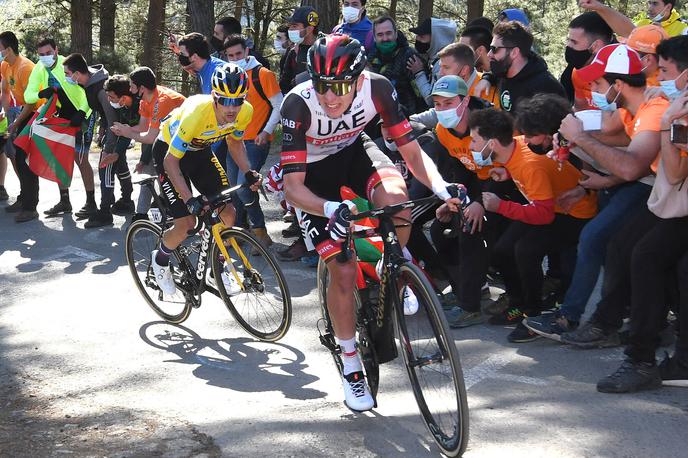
[[316, 191, 469, 457], [125, 177, 291, 342]]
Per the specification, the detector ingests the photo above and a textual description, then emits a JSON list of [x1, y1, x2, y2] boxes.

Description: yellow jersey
[[161, 94, 253, 158]]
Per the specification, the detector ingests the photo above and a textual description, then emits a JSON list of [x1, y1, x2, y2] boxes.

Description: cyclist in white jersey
[[280, 34, 462, 411]]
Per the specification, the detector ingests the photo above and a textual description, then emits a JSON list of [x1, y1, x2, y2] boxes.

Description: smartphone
[[671, 123, 688, 144]]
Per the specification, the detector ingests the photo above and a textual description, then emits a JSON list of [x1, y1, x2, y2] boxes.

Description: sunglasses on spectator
[[313, 79, 356, 96], [213, 93, 245, 107], [489, 46, 514, 54]]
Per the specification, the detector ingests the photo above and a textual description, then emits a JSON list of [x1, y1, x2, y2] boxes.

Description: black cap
[[410, 18, 431, 35], [287, 6, 319, 27]]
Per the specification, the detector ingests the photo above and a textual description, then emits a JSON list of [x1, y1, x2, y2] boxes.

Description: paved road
[[1, 151, 686, 457]]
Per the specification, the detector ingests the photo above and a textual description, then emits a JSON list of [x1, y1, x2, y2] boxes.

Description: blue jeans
[[226, 140, 270, 229], [560, 181, 652, 321]]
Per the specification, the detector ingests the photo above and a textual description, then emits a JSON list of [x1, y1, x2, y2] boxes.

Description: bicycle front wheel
[[211, 227, 291, 342], [394, 262, 469, 457], [125, 220, 192, 324]]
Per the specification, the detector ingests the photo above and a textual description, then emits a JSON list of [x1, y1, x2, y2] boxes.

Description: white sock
[[336, 336, 362, 375]]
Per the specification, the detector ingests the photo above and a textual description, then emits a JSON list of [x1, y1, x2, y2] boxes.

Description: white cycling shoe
[[151, 250, 177, 295], [220, 268, 242, 296], [341, 371, 375, 412], [403, 286, 419, 316]]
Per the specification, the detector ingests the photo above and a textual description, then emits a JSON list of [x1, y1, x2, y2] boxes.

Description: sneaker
[[487, 306, 524, 326], [0, 187, 8, 201], [44, 201, 72, 216], [446, 306, 483, 328], [481, 283, 491, 301], [14, 210, 39, 223], [151, 250, 176, 295], [111, 198, 135, 215], [277, 238, 307, 261], [482, 293, 509, 316], [341, 371, 375, 412], [560, 321, 620, 348], [402, 286, 419, 316], [524, 312, 579, 342], [75, 201, 98, 220], [84, 210, 114, 228], [281, 219, 301, 238], [440, 292, 458, 311], [507, 322, 540, 343], [596, 359, 661, 393], [658, 352, 688, 387], [282, 211, 295, 223], [5, 199, 22, 213]]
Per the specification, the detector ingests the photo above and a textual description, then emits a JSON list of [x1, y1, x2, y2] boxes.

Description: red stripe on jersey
[[385, 119, 413, 139], [280, 150, 307, 165]]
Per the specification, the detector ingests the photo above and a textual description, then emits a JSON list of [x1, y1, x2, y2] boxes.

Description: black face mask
[[210, 36, 224, 52], [490, 55, 511, 78], [527, 142, 548, 155], [565, 46, 592, 69], [178, 54, 192, 67], [415, 40, 430, 54]]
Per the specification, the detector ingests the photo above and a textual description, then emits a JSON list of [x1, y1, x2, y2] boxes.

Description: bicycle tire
[[125, 220, 193, 324], [316, 259, 379, 399], [211, 227, 291, 342], [394, 262, 469, 457]]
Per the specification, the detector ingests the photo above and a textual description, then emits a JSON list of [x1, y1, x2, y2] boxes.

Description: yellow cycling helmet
[[211, 63, 249, 98]]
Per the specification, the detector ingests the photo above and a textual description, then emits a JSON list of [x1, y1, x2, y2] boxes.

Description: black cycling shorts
[[152, 139, 229, 219], [296, 135, 402, 262]]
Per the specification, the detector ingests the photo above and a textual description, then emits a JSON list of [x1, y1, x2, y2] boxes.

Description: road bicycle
[[316, 189, 469, 457], [125, 177, 291, 342]]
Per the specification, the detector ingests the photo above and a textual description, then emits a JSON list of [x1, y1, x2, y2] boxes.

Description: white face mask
[[274, 38, 286, 55], [109, 100, 122, 109], [230, 58, 248, 70], [342, 6, 360, 23], [288, 29, 304, 45], [39, 54, 55, 67]]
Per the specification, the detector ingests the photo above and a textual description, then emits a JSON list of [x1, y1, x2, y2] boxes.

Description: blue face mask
[[660, 70, 686, 101], [472, 143, 493, 167], [435, 97, 468, 129], [65, 75, 77, 85], [591, 85, 619, 111]]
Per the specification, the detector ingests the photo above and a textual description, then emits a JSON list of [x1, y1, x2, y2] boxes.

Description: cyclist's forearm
[[228, 138, 250, 173], [163, 154, 193, 202], [399, 143, 450, 199], [284, 174, 327, 216]]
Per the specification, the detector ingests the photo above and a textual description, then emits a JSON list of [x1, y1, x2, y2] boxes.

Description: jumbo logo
[[196, 228, 212, 280]]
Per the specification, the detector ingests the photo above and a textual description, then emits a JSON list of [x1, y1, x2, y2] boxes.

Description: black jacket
[[497, 54, 566, 113]]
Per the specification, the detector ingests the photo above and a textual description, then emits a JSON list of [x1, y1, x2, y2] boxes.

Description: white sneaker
[[403, 286, 419, 316], [341, 371, 374, 411], [220, 267, 242, 296], [151, 250, 176, 295]]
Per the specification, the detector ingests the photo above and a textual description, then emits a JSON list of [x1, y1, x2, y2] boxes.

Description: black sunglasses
[[489, 46, 514, 54]]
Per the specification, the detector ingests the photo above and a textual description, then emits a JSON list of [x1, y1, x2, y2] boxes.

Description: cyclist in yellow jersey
[[150, 63, 262, 295]]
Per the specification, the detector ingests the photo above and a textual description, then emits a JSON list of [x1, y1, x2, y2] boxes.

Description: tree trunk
[[141, 0, 166, 77], [259, 0, 274, 53], [466, 0, 484, 23], [71, 0, 93, 62], [389, 0, 397, 19], [234, 0, 244, 20], [187, 0, 215, 38], [301, 0, 339, 35], [418, 0, 433, 24], [99, 0, 116, 54]]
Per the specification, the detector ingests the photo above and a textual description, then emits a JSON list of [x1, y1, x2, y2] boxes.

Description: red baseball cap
[[577, 44, 643, 82]]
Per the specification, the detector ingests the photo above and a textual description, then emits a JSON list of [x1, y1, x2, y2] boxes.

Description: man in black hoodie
[[63, 53, 120, 228], [369, 15, 428, 117], [488, 21, 566, 113]]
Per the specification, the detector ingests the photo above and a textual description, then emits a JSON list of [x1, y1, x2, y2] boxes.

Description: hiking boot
[[5, 199, 22, 213], [75, 201, 98, 220], [482, 293, 509, 316], [0, 187, 8, 201], [507, 321, 540, 343], [44, 201, 72, 216], [341, 371, 374, 412], [277, 238, 307, 261], [281, 219, 301, 238], [560, 321, 620, 348], [524, 312, 579, 342], [84, 210, 114, 228], [15, 210, 39, 223], [658, 352, 688, 387], [111, 198, 135, 215], [487, 306, 525, 326], [151, 250, 176, 295], [251, 227, 274, 255], [446, 306, 483, 328], [596, 359, 661, 393]]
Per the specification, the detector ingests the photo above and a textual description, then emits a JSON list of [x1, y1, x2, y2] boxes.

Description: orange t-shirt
[[139, 85, 186, 129], [436, 123, 500, 180], [0, 55, 35, 106], [646, 69, 660, 87], [572, 68, 595, 111], [468, 72, 500, 109], [504, 136, 598, 219], [243, 66, 281, 140], [618, 97, 669, 172]]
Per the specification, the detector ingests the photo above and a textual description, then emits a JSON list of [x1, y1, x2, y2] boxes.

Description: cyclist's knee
[[174, 215, 197, 234], [327, 259, 357, 290]]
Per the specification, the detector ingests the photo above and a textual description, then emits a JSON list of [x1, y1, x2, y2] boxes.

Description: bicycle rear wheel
[[125, 220, 192, 324], [394, 262, 469, 457], [211, 227, 291, 342]]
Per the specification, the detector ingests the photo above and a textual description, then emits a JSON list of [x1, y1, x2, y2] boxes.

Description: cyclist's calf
[[326, 257, 358, 340]]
